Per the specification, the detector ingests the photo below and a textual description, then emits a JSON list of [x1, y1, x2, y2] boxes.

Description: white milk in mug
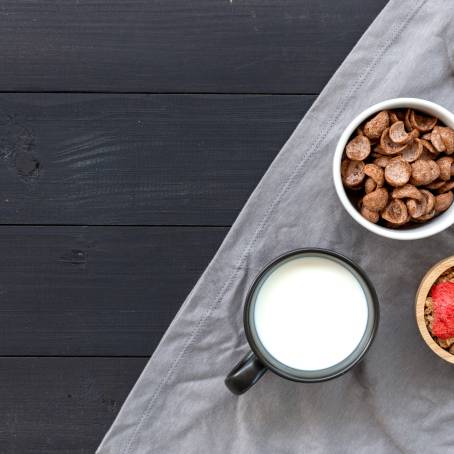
[[253, 256, 369, 371]]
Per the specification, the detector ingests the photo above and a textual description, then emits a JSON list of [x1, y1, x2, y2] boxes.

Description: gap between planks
[[0, 91, 319, 96]]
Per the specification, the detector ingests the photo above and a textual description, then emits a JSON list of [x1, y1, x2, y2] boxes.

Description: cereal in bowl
[[341, 108, 454, 228]]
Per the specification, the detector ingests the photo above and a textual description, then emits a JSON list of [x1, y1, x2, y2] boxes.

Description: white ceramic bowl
[[333, 98, 454, 240]]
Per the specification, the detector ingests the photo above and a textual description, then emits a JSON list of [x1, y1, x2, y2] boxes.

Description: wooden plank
[[0, 93, 313, 225], [0, 0, 387, 93], [0, 357, 146, 454], [0, 225, 226, 356]]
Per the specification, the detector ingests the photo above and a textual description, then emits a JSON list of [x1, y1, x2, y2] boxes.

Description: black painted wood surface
[[0, 226, 226, 356], [0, 1, 386, 452], [0, 0, 387, 94], [0, 94, 312, 225], [0, 357, 147, 454]]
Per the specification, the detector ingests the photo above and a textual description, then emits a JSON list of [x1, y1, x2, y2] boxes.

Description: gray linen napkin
[[98, 1, 454, 452]]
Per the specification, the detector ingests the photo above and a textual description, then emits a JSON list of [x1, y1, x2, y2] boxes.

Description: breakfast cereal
[[341, 108, 454, 227]]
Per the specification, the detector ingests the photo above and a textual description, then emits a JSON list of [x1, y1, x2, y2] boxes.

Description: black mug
[[225, 248, 379, 395]]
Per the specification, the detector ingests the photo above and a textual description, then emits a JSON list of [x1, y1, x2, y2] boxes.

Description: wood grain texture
[[0, 0, 387, 94], [0, 226, 226, 356], [0, 93, 312, 225], [0, 1, 389, 451], [0, 357, 146, 454]]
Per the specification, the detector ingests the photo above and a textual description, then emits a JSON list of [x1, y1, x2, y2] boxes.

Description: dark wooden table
[[0, 1, 387, 452]]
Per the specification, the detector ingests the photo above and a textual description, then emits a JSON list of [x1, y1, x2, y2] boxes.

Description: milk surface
[[253, 256, 368, 371]]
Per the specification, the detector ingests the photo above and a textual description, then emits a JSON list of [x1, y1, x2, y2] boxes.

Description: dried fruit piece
[[438, 181, 454, 194], [392, 184, 423, 201], [381, 199, 408, 225], [346, 135, 371, 160], [373, 156, 391, 168], [420, 189, 435, 213], [401, 139, 423, 162], [365, 177, 377, 194], [431, 126, 447, 152], [432, 282, 454, 339], [362, 188, 388, 211], [437, 156, 453, 181], [424, 276, 454, 352], [435, 191, 454, 213], [438, 126, 454, 154], [360, 205, 379, 223], [384, 158, 411, 187], [409, 110, 437, 132], [410, 159, 437, 186], [380, 127, 407, 155], [363, 111, 389, 140], [364, 163, 384, 187]]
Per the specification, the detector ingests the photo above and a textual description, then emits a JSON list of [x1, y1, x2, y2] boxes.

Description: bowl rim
[[415, 256, 454, 364], [332, 97, 454, 240]]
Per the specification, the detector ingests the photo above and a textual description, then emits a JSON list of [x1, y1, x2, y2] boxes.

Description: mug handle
[[225, 351, 267, 395]]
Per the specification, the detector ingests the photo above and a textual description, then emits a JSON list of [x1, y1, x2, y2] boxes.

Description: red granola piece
[[432, 281, 454, 339]]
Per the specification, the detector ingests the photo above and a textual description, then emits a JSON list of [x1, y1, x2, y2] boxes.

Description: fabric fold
[[98, 1, 454, 452]]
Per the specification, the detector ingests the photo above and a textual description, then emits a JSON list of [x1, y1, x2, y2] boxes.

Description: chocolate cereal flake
[[341, 107, 454, 228]]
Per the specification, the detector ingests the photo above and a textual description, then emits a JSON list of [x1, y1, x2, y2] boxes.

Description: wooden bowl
[[416, 256, 454, 364]]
